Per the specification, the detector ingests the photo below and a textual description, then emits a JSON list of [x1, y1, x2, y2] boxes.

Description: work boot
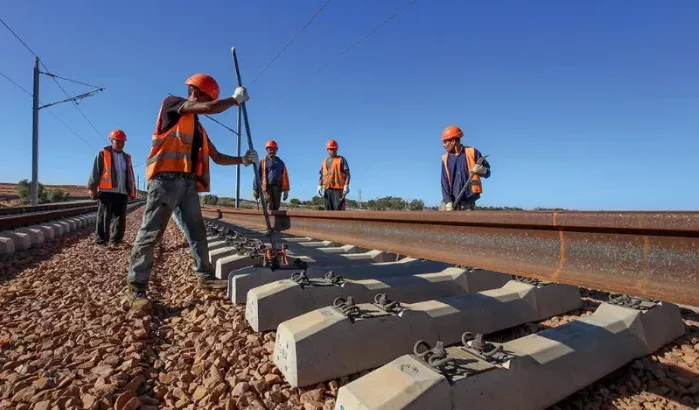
[[196, 274, 227, 289], [127, 284, 152, 311]]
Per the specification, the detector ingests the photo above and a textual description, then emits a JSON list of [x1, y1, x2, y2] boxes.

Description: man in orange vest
[[440, 125, 491, 211], [87, 129, 136, 247], [253, 140, 290, 211], [126, 73, 258, 310], [317, 139, 350, 210]]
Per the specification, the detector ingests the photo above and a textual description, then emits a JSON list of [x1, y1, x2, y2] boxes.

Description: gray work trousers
[[263, 185, 283, 211], [324, 188, 344, 210], [127, 175, 213, 291]]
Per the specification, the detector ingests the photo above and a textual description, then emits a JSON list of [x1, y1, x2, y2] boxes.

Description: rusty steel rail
[[0, 205, 98, 231], [201, 207, 699, 307]]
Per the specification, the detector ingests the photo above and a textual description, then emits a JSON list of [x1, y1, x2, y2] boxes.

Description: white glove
[[242, 149, 258, 166], [471, 164, 486, 176], [283, 191, 289, 201], [342, 185, 349, 196], [445, 202, 454, 211], [317, 185, 324, 197], [232, 87, 249, 104]]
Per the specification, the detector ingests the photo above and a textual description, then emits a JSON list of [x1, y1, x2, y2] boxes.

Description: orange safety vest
[[98, 147, 136, 199], [321, 156, 347, 190], [441, 146, 482, 195], [260, 157, 290, 192], [146, 106, 211, 192]]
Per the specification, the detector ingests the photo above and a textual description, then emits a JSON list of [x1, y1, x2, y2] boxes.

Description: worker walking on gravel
[[87, 129, 136, 247], [253, 140, 290, 211], [317, 139, 350, 211], [126, 73, 258, 309], [440, 125, 491, 211]]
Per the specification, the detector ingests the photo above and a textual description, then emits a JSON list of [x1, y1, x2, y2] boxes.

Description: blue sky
[[1, 0, 697, 210]]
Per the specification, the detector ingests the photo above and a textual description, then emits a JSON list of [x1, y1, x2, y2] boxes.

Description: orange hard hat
[[326, 139, 339, 149], [185, 73, 220, 100], [265, 140, 278, 149], [441, 125, 464, 141], [109, 129, 127, 142]]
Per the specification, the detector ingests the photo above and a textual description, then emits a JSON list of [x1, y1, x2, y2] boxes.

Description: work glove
[[242, 149, 259, 166], [471, 164, 486, 176], [342, 185, 350, 196], [232, 86, 250, 104], [445, 202, 454, 211], [88, 189, 97, 200], [283, 191, 289, 201], [317, 185, 324, 197], [252, 190, 259, 200]]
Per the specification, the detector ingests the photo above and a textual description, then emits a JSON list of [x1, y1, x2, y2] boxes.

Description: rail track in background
[[199, 206, 699, 410], [0, 199, 145, 231]]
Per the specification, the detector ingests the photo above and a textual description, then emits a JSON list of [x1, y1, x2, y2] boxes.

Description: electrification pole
[[235, 107, 242, 208], [31, 57, 40, 206], [30, 56, 104, 206]]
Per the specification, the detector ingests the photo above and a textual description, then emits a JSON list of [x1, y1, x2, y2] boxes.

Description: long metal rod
[[235, 107, 242, 208], [230, 47, 276, 250], [31, 56, 40, 206], [201, 206, 699, 307]]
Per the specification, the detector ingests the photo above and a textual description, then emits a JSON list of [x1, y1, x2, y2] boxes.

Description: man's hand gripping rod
[[230, 47, 280, 268]]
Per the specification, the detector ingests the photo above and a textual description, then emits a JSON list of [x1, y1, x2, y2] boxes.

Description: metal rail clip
[[413, 340, 451, 368], [460, 332, 506, 362], [607, 293, 659, 311], [290, 271, 345, 289], [332, 296, 361, 320], [373, 293, 402, 313], [514, 275, 551, 287]]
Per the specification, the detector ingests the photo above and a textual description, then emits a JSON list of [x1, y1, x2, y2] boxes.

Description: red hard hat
[[185, 73, 220, 100], [265, 140, 278, 149], [326, 139, 338, 149], [441, 125, 464, 141], [109, 129, 127, 142]]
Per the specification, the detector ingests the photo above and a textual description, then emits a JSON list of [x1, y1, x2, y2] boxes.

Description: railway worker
[[440, 125, 491, 211], [126, 73, 258, 309], [253, 140, 290, 211], [87, 129, 136, 247], [317, 139, 350, 211]]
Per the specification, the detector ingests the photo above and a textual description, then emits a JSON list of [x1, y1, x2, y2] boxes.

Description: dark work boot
[[196, 274, 228, 289]]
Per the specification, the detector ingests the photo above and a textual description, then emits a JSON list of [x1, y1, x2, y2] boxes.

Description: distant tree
[[289, 198, 301, 206], [17, 178, 49, 204], [408, 199, 425, 211], [202, 194, 219, 205]]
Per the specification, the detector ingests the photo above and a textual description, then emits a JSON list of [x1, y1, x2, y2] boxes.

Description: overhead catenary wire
[[295, 0, 419, 89], [248, 0, 334, 86], [0, 16, 107, 140], [0, 70, 99, 151]]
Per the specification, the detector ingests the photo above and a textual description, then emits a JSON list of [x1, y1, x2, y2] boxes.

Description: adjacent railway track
[[0, 200, 145, 231], [202, 206, 699, 307], [0, 200, 96, 216]]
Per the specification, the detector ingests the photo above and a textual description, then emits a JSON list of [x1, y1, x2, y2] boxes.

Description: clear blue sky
[[1, 0, 697, 210]]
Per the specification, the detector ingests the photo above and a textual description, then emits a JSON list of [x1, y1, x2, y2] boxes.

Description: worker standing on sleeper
[[87, 129, 136, 247], [253, 140, 290, 211], [126, 73, 258, 310], [317, 139, 350, 211], [440, 125, 491, 211]]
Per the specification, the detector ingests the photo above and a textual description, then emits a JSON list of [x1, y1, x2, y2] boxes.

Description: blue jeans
[[127, 175, 214, 290]]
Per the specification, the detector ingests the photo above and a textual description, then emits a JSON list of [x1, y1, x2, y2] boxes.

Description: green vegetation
[[17, 179, 70, 204]]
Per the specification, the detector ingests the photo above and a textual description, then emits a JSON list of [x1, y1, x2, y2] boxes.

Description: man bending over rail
[[126, 73, 258, 311]]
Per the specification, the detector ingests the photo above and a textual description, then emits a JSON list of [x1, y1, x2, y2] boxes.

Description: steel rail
[[201, 207, 699, 307], [0, 200, 96, 216], [0, 205, 99, 231]]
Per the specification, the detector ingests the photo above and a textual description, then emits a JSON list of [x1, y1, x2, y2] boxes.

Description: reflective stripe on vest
[[441, 147, 482, 195], [321, 156, 346, 190], [146, 107, 211, 193]]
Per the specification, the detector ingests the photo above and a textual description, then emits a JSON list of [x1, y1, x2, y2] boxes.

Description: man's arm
[[87, 151, 103, 191], [441, 160, 453, 203], [209, 140, 243, 166], [179, 87, 249, 115], [474, 148, 491, 179], [341, 157, 351, 186]]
